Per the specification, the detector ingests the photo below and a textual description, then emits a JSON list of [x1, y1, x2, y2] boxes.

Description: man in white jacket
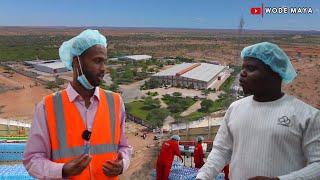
[[196, 42, 320, 180]]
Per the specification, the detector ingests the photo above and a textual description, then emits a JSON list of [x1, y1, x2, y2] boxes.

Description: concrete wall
[[171, 126, 220, 141], [152, 76, 208, 89]]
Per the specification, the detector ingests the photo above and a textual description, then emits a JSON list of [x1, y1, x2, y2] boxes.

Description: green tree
[[109, 83, 119, 92], [146, 108, 170, 128], [142, 64, 148, 73], [142, 78, 160, 89], [200, 99, 214, 112], [168, 103, 183, 113], [175, 56, 194, 63], [143, 97, 160, 110], [202, 89, 210, 96], [172, 92, 182, 97], [123, 68, 134, 80], [110, 68, 117, 81], [100, 83, 119, 92]]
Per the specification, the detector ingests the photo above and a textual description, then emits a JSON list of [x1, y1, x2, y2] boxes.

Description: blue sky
[[0, 0, 319, 30]]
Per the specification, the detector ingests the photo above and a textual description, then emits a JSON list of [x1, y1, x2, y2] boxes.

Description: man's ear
[[72, 56, 79, 70]]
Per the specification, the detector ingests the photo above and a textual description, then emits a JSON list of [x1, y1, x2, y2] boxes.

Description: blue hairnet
[[171, 135, 180, 141], [59, 29, 107, 70], [196, 136, 204, 142], [240, 42, 297, 84]]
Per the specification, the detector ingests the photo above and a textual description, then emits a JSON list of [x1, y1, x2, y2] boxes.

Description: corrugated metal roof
[[153, 63, 226, 82], [25, 60, 53, 65], [36, 61, 66, 69], [182, 63, 225, 82], [153, 63, 195, 76], [176, 63, 201, 76], [120, 55, 152, 61]]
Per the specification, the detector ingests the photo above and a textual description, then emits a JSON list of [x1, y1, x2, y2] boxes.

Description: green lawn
[[125, 100, 169, 128], [184, 98, 225, 121], [220, 75, 236, 92], [208, 98, 225, 112], [162, 96, 196, 113], [125, 101, 148, 120], [184, 111, 207, 121]]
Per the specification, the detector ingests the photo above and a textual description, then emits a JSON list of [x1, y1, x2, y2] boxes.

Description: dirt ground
[[121, 121, 159, 179], [0, 67, 53, 121], [283, 58, 320, 109]]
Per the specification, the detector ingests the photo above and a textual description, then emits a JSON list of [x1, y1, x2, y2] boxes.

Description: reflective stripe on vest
[[51, 90, 118, 160]]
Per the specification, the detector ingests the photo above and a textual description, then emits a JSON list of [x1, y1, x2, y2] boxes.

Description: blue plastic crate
[[150, 160, 225, 180], [0, 152, 24, 161], [0, 143, 26, 161], [0, 143, 26, 153], [0, 164, 35, 180], [215, 173, 225, 180]]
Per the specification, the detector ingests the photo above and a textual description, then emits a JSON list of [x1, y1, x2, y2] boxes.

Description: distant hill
[[0, 26, 319, 36]]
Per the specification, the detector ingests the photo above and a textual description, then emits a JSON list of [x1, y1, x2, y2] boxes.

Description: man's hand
[[248, 176, 279, 180], [62, 154, 92, 178], [102, 152, 124, 177]]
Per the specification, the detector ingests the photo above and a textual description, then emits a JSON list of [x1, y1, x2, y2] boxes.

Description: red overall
[[223, 164, 230, 180], [156, 139, 181, 180], [194, 143, 205, 168]]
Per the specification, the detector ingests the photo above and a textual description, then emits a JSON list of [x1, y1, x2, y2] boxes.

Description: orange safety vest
[[44, 88, 121, 180]]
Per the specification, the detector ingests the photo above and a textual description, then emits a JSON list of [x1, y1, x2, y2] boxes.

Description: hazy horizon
[[0, 26, 319, 33], [0, 0, 319, 31]]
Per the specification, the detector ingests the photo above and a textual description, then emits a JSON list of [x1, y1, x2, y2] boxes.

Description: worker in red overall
[[194, 136, 205, 168], [223, 164, 230, 180], [156, 135, 183, 180]]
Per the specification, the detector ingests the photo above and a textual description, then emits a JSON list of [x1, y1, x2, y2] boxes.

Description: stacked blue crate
[[0, 152, 23, 161], [150, 160, 225, 180], [0, 143, 26, 161], [169, 167, 198, 180], [169, 161, 198, 180], [171, 160, 183, 169], [0, 143, 25, 152], [0, 164, 35, 180], [215, 173, 225, 180], [150, 169, 156, 179]]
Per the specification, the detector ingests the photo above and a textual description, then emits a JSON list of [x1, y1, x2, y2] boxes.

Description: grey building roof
[[119, 55, 152, 61], [25, 60, 55, 65], [153, 63, 226, 82], [34, 60, 66, 69]]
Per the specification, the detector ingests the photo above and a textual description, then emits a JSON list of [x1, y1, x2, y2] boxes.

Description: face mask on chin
[[76, 56, 95, 90]]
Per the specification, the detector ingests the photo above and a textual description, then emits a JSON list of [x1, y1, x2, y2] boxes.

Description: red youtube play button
[[251, 7, 261, 15]]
